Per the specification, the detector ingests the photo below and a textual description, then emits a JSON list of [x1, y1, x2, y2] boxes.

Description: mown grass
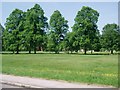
[[2, 54, 118, 87]]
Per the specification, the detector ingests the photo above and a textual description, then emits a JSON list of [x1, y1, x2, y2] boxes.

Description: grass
[[2, 54, 118, 87]]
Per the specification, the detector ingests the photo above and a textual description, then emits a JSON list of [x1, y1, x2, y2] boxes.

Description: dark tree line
[[1, 4, 120, 54]]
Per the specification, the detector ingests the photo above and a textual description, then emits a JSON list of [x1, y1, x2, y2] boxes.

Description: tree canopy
[[101, 23, 119, 54], [72, 6, 99, 54], [48, 10, 69, 53], [23, 4, 48, 54], [2, 4, 120, 54], [3, 9, 24, 53]]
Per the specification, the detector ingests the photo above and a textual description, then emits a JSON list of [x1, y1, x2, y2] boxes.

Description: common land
[[2, 53, 118, 87]]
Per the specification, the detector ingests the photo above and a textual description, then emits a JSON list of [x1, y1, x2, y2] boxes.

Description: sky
[[1, 2, 118, 33]]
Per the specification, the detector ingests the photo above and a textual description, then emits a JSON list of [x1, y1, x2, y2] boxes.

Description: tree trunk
[[29, 50, 31, 54], [34, 47, 36, 54], [34, 45, 36, 54], [29, 43, 32, 54], [16, 50, 19, 54], [13, 51, 14, 54], [34, 42, 36, 54], [55, 51, 58, 54], [55, 50, 59, 54], [91, 50, 93, 54], [34, 50, 36, 54], [111, 50, 113, 54], [16, 45, 19, 54], [84, 49, 87, 54]]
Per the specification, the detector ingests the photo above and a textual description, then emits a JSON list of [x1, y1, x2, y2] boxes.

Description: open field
[[2, 54, 118, 87]]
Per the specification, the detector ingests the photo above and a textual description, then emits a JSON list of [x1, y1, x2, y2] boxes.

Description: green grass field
[[2, 54, 118, 87]]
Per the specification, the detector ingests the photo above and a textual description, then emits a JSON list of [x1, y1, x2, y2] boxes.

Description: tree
[[23, 4, 48, 54], [48, 10, 69, 53], [101, 23, 119, 54], [0, 23, 4, 31], [63, 32, 79, 53], [117, 26, 120, 52], [72, 6, 99, 54], [0, 23, 4, 51], [3, 9, 24, 54], [92, 30, 101, 52]]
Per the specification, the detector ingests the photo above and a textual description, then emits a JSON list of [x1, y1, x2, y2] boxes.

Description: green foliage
[[22, 4, 48, 54], [101, 23, 119, 54], [0, 23, 4, 51], [48, 10, 69, 53], [2, 4, 119, 54], [3, 9, 24, 54], [92, 30, 101, 52], [72, 6, 99, 54], [63, 32, 80, 53]]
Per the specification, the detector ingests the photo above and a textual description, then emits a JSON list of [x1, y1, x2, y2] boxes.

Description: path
[[1, 74, 114, 88]]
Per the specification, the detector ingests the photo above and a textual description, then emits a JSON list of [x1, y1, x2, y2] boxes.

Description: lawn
[[2, 54, 118, 87]]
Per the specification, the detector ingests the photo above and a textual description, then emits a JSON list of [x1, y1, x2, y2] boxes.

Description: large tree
[[48, 10, 69, 53], [101, 23, 119, 54], [63, 32, 80, 53], [23, 4, 48, 54], [0, 23, 4, 51], [3, 9, 24, 54], [72, 6, 99, 54]]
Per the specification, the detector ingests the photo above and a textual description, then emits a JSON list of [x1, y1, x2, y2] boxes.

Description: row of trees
[[1, 4, 120, 54]]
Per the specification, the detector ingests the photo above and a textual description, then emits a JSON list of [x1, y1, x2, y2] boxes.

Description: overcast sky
[[1, 2, 118, 33]]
